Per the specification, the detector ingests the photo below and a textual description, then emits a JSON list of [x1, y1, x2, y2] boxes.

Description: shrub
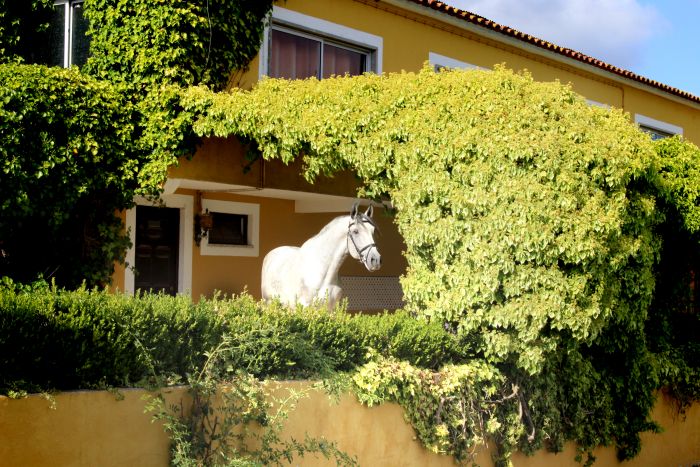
[[0, 64, 140, 287], [180, 66, 700, 462], [183, 66, 661, 374], [0, 282, 466, 394]]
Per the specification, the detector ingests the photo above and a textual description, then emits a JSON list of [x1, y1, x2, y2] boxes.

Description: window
[[200, 200, 259, 257], [46, 0, 89, 67], [429, 52, 482, 72], [260, 6, 382, 79], [635, 114, 682, 141], [208, 213, 248, 246], [270, 26, 369, 79]]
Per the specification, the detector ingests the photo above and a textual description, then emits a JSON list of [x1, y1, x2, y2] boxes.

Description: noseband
[[348, 215, 377, 265]]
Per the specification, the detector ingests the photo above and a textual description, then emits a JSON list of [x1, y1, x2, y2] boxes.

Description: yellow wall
[[240, 0, 697, 144], [113, 0, 700, 297], [182, 189, 406, 299], [1, 387, 698, 467]]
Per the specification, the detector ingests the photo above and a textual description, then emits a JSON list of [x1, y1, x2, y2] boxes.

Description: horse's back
[[261, 246, 301, 302]]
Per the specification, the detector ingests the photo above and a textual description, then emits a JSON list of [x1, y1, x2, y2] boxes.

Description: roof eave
[[380, 0, 700, 109]]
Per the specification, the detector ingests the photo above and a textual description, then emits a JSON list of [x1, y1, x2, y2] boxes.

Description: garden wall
[[0, 384, 698, 467]]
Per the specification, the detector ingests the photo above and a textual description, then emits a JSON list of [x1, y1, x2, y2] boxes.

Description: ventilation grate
[[339, 276, 405, 311]]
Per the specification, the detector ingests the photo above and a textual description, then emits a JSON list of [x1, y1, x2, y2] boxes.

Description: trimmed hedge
[[0, 281, 466, 394]]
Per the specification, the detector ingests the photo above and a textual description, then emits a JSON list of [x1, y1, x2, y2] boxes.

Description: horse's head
[[348, 203, 381, 271]]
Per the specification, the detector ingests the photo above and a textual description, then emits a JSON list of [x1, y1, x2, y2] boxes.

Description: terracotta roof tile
[[405, 0, 700, 105]]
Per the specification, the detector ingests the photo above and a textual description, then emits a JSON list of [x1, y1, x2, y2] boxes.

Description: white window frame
[[124, 194, 193, 296], [259, 6, 383, 79], [428, 52, 482, 71], [635, 114, 683, 139], [200, 199, 260, 257], [586, 99, 610, 109], [53, 0, 85, 67]]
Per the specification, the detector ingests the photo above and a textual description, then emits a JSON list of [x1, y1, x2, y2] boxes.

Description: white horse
[[261, 203, 382, 309]]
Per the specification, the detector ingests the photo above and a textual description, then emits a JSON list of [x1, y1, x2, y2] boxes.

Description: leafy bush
[[181, 66, 700, 463], [0, 0, 53, 63], [182, 66, 661, 374], [0, 64, 141, 286], [0, 1, 273, 286], [0, 281, 466, 394], [83, 0, 272, 91]]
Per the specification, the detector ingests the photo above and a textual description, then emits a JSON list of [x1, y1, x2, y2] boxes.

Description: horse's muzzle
[[365, 249, 382, 271]]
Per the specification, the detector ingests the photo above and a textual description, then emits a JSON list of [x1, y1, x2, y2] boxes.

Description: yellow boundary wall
[[1, 384, 698, 466]]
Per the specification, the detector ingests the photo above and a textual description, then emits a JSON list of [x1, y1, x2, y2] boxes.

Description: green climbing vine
[[181, 66, 700, 464], [0, 0, 272, 286]]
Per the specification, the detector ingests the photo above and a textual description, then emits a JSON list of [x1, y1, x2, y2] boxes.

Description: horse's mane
[[313, 212, 377, 239], [316, 215, 351, 236]]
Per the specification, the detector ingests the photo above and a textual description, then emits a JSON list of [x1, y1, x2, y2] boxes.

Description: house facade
[[102, 0, 699, 307]]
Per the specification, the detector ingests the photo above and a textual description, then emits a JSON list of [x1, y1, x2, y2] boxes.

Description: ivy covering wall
[[1, 1, 699, 465], [0, 0, 272, 287], [181, 66, 700, 463]]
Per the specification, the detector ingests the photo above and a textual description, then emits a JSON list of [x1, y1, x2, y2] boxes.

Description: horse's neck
[[300, 217, 349, 286]]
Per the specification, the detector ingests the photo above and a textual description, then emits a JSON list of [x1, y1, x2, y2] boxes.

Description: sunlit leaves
[[182, 66, 660, 373]]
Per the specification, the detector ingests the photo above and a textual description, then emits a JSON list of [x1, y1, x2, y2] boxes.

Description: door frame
[[124, 194, 193, 295]]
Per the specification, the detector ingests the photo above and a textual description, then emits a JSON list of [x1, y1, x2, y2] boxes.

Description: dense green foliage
[[83, 0, 272, 90], [0, 0, 53, 63], [183, 66, 659, 373], [646, 136, 700, 411], [181, 66, 700, 462], [2, 3, 699, 463], [0, 65, 138, 285], [0, 0, 272, 286], [0, 281, 466, 395]]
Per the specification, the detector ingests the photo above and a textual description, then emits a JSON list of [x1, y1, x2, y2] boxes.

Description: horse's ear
[[350, 202, 359, 219], [365, 204, 374, 218]]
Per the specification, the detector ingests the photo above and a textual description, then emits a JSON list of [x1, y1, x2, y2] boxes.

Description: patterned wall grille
[[339, 276, 405, 311]]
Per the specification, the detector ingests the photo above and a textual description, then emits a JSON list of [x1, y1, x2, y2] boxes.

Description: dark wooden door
[[134, 206, 179, 295]]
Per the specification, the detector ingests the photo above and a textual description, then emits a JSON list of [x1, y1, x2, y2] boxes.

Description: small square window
[[208, 213, 249, 246], [200, 199, 259, 257]]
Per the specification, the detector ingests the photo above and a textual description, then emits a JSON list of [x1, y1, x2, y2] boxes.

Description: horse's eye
[[353, 229, 359, 235]]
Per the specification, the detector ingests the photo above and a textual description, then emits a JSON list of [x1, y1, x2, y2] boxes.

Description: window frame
[[635, 114, 683, 140], [259, 6, 383, 79], [52, 0, 88, 67], [428, 52, 482, 72], [200, 199, 260, 257]]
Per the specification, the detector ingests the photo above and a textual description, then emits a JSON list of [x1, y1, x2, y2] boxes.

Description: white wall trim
[[259, 6, 383, 78], [200, 199, 260, 257], [124, 194, 193, 296], [634, 114, 683, 136], [428, 52, 481, 70]]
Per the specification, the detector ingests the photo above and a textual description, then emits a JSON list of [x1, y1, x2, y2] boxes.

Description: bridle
[[347, 214, 377, 265]]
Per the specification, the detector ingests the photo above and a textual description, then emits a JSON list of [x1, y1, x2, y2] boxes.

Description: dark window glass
[[47, 5, 66, 66], [209, 213, 249, 246], [322, 43, 365, 78], [43, 1, 90, 67], [71, 2, 90, 66], [270, 29, 320, 79]]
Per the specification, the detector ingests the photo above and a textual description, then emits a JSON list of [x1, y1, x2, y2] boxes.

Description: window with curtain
[[269, 27, 369, 80]]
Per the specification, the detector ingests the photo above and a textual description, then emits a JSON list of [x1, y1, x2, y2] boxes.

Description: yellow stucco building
[[112, 0, 700, 304]]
